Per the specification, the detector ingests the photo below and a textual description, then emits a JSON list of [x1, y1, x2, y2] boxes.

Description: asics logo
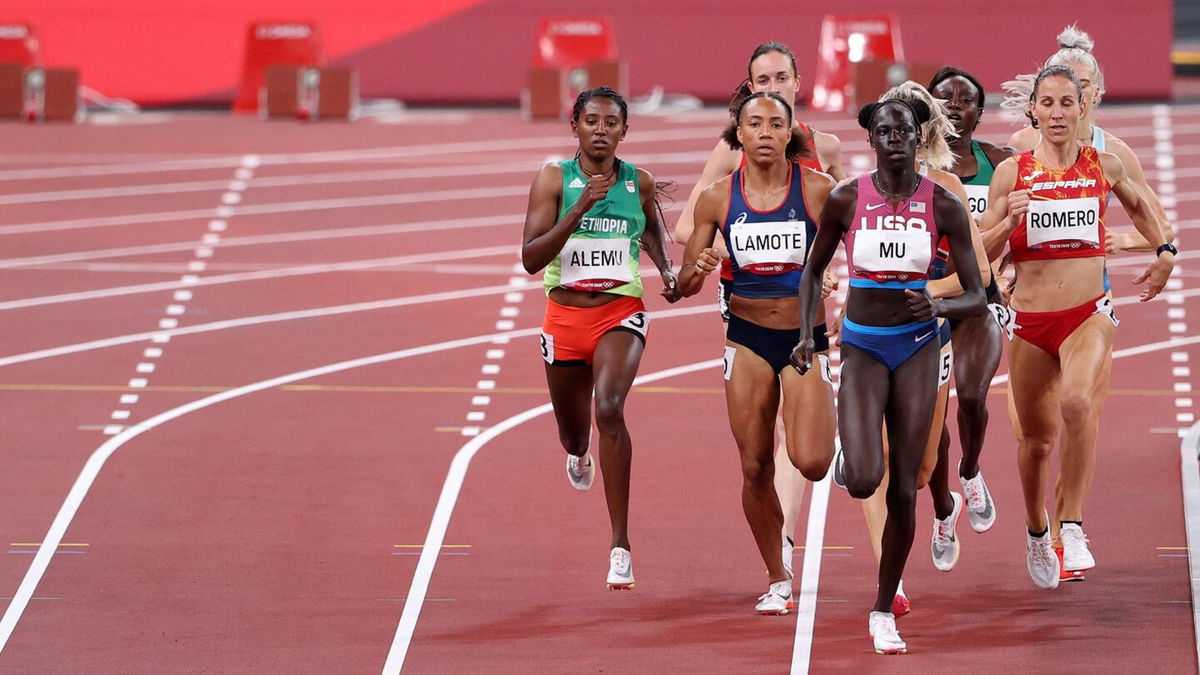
[[733, 212, 748, 225]]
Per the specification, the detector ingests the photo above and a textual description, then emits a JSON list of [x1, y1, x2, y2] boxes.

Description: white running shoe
[[565, 452, 594, 491], [869, 611, 907, 655], [607, 547, 634, 590], [832, 445, 847, 490], [782, 533, 794, 579], [1026, 520, 1060, 590], [755, 580, 793, 615], [931, 492, 963, 572], [1060, 523, 1096, 572], [958, 461, 996, 533]]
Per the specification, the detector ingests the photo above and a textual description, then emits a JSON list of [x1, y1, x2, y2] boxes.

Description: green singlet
[[961, 140, 996, 219], [542, 159, 646, 298]]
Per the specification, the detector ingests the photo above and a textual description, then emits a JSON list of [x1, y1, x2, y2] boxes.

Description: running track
[[0, 105, 1196, 672]]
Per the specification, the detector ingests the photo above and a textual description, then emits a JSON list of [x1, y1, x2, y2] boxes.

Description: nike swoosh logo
[[915, 331, 933, 342], [866, 203, 886, 211]]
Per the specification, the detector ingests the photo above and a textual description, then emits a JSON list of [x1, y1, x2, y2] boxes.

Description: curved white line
[[0, 303, 717, 651], [0, 328, 540, 652], [379, 359, 722, 674]]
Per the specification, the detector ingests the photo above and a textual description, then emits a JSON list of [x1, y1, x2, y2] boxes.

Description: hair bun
[[1056, 23, 1094, 52], [908, 99, 931, 125], [857, 102, 880, 129]]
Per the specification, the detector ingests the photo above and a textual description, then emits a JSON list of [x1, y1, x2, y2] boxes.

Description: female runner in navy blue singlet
[[791, 98, 986, 654], [678, 92, 836, 615]]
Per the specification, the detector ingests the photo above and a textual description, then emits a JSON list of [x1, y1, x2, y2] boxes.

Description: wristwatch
[[1156, 243, 1178, 257]]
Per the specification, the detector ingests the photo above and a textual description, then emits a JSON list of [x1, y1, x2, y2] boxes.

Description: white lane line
[[379, 358, 721, 674], [0, 186, 532, 236], [0, 246, 516, 311], [1155, 108, 1190, 435], [0, 326, 547, 652], [0, 306, 710, 652], [0, 214, 522, 269], [0, 126, 727, 183], [0, 282, 561, 368], [0, 107, 1171, 183], [1181, 421, 1200, 668], [0, 152, 711, 205], [791, 471, 832, 673]]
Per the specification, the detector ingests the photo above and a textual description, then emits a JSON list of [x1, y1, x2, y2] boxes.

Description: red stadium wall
[[6, 1, 1173, 106]]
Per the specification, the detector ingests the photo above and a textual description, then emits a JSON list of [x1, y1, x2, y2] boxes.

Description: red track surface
[[0, 106, 1196, 672]]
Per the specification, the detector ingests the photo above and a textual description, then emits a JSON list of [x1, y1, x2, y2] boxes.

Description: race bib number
[[851, 229, 932, 279], [1095, 296, 1119, 328], [728, 220, 807, 274], [723, 345, 736, 381], [1026, 197, 1100, 248], [619, 310, 650, 338], [988, 303, 1014, 339], [938, 347, 954, 387], [559, 238, 634, 290], [963, 184, 989, 220], [539, 332, 555, 364]]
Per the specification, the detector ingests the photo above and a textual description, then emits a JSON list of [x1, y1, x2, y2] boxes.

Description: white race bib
[[729, 220, 807, 274], [963, 184, 989, 220], [559, 238, 633, 290], [1026, 197, 1100, 247], [852, 229, 931, 276]]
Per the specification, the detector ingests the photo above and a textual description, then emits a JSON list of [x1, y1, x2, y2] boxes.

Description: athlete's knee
[[558, 428, 589, 455], [788, 448, 830, 481], [1059, 392, 1094, 429], [593, 394, 627, 433], [1022, 437, 1054, 461], [844, 461, 883, 500], [740, 451, 775, 488], [957, 388, 989, 419], [885, 481, 917, 515]]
